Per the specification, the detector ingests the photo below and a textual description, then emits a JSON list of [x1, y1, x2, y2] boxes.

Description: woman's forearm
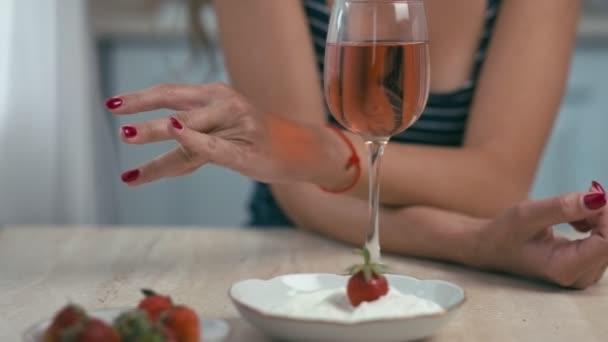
[[271, 183, 484, 266], [292, 123, 530, 218], [345, 136, 532, 217]]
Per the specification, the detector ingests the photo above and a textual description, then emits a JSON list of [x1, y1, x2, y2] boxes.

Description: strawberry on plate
[[346, 247, 389, 307], [161, 305, 200, 342], [43, 304, 87, 342], [114, 309, 176, 342], [73, 318, 121, 342], [138, 289, 173, 322]]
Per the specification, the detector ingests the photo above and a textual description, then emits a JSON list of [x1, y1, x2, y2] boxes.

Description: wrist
[[389, 206, 489, 266], [310, 124, 361, 192], [458, 217, 490, 268]]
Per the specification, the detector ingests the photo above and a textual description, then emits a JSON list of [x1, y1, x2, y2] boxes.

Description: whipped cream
[[270, 287, 444, 323]]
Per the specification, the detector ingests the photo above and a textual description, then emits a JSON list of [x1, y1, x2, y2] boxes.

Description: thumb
[[513, 192, 606, 230]]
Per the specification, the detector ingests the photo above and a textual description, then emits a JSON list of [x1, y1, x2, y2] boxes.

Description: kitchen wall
[[94, 1, 608, 226], [531, 42, 608, 199]]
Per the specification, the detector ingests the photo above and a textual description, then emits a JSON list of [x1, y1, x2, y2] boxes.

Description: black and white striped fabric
[[248, 0, 501, 227]]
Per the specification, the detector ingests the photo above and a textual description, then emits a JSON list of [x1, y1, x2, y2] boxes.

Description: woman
[[106, 0, 608, 288]]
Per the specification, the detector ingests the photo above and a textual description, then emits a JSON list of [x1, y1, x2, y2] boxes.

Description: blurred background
[[1, 0, 607, 226]]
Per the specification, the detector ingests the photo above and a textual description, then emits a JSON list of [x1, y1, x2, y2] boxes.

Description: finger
[[551, 235, 608, 287], [176, 166, 199, 177], [591, 262, 608, 285], [569, 257, 608, 289], [106, 82, 229, 115], [512, 192, 607, 231], [570, 181, 606, 232], [594, 206, 608, 237], [592, 180, 606, 194], [586, 181, 606, 228], [571, 269, 602, 289], [120, 147, 207, 186], [119, 107, 224, 145], [168, 116, 247, 171]]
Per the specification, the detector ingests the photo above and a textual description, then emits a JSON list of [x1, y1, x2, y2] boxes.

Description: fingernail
[[122, 126, 137, 138], [121, 169, 140, 183], [105, 97, 123, 109], [584, 193, 606, 210], [592, 180, 605, 194], [170, 117, 183, 130]]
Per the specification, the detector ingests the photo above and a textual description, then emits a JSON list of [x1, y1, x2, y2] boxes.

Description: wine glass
[[324, 0, 430, 262]]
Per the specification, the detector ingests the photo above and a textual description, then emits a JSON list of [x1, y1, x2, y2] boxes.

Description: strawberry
[[159, 324, 178, 342], [75, 318, 121, 342], [161, 305, 200, 342], [138, 289, 173, 322], [114, 309, 175, 342], [43, 304, 87, 342], [346, 247, 389, 307]]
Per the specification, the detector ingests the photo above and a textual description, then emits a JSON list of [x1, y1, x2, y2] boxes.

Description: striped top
[[305, 0, 501, 146], [248, 0, 502, 226]]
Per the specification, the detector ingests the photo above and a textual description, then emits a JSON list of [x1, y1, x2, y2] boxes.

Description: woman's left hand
[[474, 183, 607, 289]]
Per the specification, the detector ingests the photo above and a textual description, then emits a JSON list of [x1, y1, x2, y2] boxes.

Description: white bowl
[[230, 273, 464, 342], [23, 307, 230, 342]]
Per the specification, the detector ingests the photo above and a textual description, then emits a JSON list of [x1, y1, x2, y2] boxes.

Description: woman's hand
[[106, 83, 354, 189], [475, 183, 607, 289]]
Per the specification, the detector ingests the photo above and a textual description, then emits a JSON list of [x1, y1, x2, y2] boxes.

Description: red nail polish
[[170, 117, 183, 130], [105, 97, 123, 109], [584, 193, 606, 210], [121, 169, 140, 183], [592, 180, 605, 194], [122, 126, 137, 138]]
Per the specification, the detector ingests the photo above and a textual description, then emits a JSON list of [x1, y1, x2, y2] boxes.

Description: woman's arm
[[273, 179, 608, 289], [214, 0, 581, 217], [275, 182, 480, 265]]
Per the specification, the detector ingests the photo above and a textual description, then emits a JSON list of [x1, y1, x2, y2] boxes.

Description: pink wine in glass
[[325, 41, 430, 139]]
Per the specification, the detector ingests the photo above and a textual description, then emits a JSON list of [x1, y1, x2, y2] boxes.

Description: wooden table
[[0, 226, 606, 341]]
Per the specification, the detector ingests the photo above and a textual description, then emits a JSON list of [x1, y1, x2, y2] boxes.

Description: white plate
[[230, 273, 464, 342], [22, 307, 230, 342]]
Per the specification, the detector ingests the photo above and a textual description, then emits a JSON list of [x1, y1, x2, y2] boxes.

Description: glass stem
[[365, 140, 387, 264]]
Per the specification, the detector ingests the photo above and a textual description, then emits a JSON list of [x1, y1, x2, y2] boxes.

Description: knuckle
[[240, 116, 259, 135], [139, 121, 163, 141], [225, 95, 251, 115], [206, 136, 219, 153]]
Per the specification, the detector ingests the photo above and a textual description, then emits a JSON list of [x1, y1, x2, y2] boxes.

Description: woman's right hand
[[106, 83, 355, 190], [473, 183, 607, 288]]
